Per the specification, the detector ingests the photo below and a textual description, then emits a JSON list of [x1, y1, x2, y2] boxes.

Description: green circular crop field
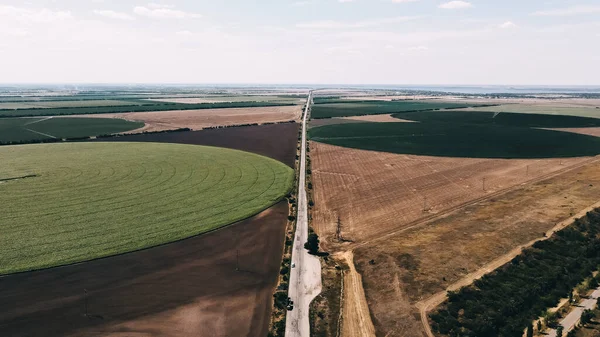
[[0, 142, 294, 275]]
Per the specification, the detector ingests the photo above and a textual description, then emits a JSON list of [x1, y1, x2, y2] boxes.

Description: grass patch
[[0, 142, 294, 274], [310, 101, 484, 119], [0, 117, 143, 143]]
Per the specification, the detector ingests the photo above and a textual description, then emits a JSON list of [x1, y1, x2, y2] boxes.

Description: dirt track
[[74, 106, 302, 132], [0, 202, 288, 337]]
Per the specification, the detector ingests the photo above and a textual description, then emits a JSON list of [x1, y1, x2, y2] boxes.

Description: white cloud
[[339, 0, 354, 2], [0, 5, 72, 23], [498, 21, 517, 29], [438, 1, 472, 9], [292, 1, 313, 6], [93, 10, 135, 21], [297, 16, 421, 29], [133, 5, 202, 19], [532, 5, 600, 17], [408, 45, 428, 51], [392, 0, 420, 3], [176, 30, 193, 36]]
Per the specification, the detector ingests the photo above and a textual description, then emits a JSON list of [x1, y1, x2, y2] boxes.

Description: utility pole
[[236, 249, 240, 271], [423, 196, 428, 212], [526, 165, 530, 177], [482, 177, 486, 192]]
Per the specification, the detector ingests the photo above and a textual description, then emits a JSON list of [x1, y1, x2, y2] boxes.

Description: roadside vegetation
[[430, 209, 600, 337]]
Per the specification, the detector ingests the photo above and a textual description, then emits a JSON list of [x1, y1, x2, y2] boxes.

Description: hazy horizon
[[1, 0, 599, 85]]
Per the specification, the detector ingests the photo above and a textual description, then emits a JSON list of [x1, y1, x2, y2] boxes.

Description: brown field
[[544, 127, 600, 138], [310, 141, 588, 248], [97, 123, 299, 168], [0, 202, 288, 337], [341, 114, 413, 123], [353, 159, 600, 337], [0, 124, 299, 337], [74, 105, 302, 132], [309, 140, 600, 337]]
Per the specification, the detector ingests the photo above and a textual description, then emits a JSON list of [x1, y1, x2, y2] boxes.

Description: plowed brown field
[[310, 141, 587, 248], [74, 105, 302, 132]]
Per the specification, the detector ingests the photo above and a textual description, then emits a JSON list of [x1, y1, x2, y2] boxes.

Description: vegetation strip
[[430, 208, 600, 337]]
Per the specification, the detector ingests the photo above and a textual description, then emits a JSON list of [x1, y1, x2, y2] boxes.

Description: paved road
[[285, 92, 322, 337], [546, 288, 600, 337]]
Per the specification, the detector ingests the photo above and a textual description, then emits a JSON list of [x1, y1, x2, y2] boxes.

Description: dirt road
[[285, 92, 323, 337], [546, 288, 600, 336], [340, 251, 376, 337]]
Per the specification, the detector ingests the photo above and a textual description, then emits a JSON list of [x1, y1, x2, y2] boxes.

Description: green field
[[0, 142, 294, 274], [310, 101, 486, 119], [458, 104, 600, 118], [392, 110, 600, 128], [309, 122, 600, 158], [0, 117, 143, 144], [0, 101, 296, 117]]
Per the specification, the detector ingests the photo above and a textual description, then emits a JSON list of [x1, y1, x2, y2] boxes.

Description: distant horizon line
[[1, 83, 600, 87]]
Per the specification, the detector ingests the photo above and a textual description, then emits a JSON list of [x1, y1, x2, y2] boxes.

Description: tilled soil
[[0, 202, 289, 337]]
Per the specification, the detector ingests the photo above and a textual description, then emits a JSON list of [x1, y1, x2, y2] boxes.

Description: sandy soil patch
[[70, 106, 302, 132], [543, 127, 600, 138], [339, 251, 376, 337], [341, 114, 414, 123]]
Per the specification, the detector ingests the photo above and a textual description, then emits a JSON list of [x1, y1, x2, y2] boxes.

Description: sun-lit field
[[0, 142, 294, 274]]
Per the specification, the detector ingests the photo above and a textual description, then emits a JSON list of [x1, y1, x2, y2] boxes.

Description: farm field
[[145, 95, 304, 104], [0, 101, 295, 117], [456, 103, 600, 118], [309, 121, 600, 158], [80, 105, 302, 132], [0, 117, 143, 143], [0, 99, 143, 109], [0, 121, 300, 337], [353, 160, 600, 337], [310, 101, 486, 119], [0, 142, 294, 274], [0, 201, 289, 337], [98, 123, 300, 168], [309, 140, 600, 337]]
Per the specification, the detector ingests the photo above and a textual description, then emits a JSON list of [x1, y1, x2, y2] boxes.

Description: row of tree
[[430, 209, 600, 337]]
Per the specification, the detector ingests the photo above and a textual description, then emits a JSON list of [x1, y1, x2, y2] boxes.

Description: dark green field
[[310, 101, 485, 119], [309, 122, 600, 158], [0, 101, 295, 118], [0, 117, 143, 144], [393, 110, 600, 128]]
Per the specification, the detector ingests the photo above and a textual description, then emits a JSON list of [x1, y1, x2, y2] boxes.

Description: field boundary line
[[23, 128, 57, 139], [415, 198, 600, 337], [23, 116, 52, 126], [352, 156, 600, 250]]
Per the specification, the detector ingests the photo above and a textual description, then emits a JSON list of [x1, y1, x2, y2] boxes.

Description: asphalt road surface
[[546, 287, 600, 337], [285, 92, 322, 337]]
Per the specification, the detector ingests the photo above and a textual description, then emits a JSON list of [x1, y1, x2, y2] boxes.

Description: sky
[[0, 0, 599, 85]]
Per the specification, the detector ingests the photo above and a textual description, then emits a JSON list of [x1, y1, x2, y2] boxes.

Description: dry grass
[[71, 106, 302, 132], [310, 142, 588, 249], [341, 114, 414, 123], [351, 159, 600, 337]]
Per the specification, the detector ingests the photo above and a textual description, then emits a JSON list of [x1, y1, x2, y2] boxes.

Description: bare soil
[[0, 202, 288, 337], [341, 114, 413, 123], [96, 123, 300, 168], [352, 159, 600, 337], [310, 142, 588, 249], [544, 127, 600, 138], [73, 106, 302, 132]]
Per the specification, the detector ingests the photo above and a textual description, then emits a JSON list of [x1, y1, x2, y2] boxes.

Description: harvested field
[[311, 101, 481, 119], [342, 114, 412, 123], [543, 127, 600, 138], [78, 105, 302, 132], [456, 104, 600, 118], [352, 159, 600, 337], [0, 201, 289, 337], [310, 141, 590, 247], [98, 123, 300, 168], [146, 96, 304, 104]]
